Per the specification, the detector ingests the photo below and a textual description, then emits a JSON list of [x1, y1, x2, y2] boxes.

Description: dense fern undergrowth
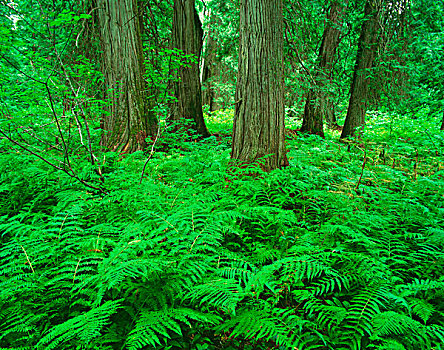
[[1, 111, 444, 350]]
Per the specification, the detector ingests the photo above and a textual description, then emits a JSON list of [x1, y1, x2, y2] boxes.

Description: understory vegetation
[[1, 110, 443, 350], [1, 0, 444, 348]]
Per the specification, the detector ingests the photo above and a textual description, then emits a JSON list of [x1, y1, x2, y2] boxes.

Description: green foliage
[[404, 0, 444, 116], [1, 114, 444, 349], [1, 0, 444, 349], [204, 108, 234, 134]]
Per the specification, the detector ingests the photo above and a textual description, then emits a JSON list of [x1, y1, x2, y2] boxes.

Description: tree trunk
[[341, 0, 381, 139], [172, 0, 209, 137], [96, 0, 157, 153], [301, 1, 344, 137], [441, 110, 444, 131], [202, 13, 221, 112], [231, 0, 288, 172]]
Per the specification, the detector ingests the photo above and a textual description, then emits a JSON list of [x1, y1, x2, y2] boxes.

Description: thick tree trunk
[[96, 0, 157, 153], [231, 0, 288, 172], [341, 0, 380, 139], [301, 1, 344, 137], [172, 0, 209, 137]]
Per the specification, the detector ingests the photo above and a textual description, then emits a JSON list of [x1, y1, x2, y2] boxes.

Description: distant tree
[[365, 0, 409, 111], [441, 111, 444, 131], [231, 0, 288, 171], [201, 0, 239, 111], [172, 0, 209, 137], [341, 0, 382, 139], [96, 0, 157, 153], [300, 0, 346, 137], [201, 13, 221, 112]]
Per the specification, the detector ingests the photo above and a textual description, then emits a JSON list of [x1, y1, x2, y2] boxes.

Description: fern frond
[[126, 307, 221, 350], [427, 324, 444, 346], [0, 310, 43, 344], [371, 338, 407, 350], [372, 311, 429, 347], [409, 298, 435, 324], [278, 255, 333, 283], [398, 278, 444, 297], [37, 299, 122, 350], [338, 284, 390, 349], [185, 278, 244, 314], [217, 261, 254, 286], [311, 273, 362, 296], [215, 307, 325, 349], [304, 296, 347, 330], [251, 245, 282, 264]]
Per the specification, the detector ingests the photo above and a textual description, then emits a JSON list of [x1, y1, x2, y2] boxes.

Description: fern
[[370, 339, 407, 350], [371, 311, 430, 348], [126, 308, 221, 350], [215, 307, 326, 349], [36, 299, 122, 349], [311, 272, 362, 296], [338, 284, 390, 349], [185, 278, 244, 314], [409, 298, 436, 324], [1, 116, 444, 350]]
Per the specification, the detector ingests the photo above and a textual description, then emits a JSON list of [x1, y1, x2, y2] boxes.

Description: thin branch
[[75, 7, 100, 47], [0, 128, 107, 194], [355, 147, 367, 191], [283, 20, 316, 86], [20, 245, 35, 274], [0, 128, 65, 170], [73, 258, 81, 283], [414, 148, 418, 181], [139, 124, 162, 185]]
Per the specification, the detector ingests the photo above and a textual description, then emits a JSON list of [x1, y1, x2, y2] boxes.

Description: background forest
[[0, 0, 443, 349]]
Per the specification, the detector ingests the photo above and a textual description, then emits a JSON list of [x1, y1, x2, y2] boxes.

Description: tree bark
[[172, 0, 209, 137], [341, 0, 381, 139], [231, 0, 288, 172], [301, 1, 345, 137], [96, 0, 157, 153], [441, 110, 444, 131], [202, 13, 221, 112]]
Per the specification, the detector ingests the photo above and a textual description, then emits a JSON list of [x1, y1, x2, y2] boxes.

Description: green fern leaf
[[37, 299, 122, 349], [126, 307, 221, 350]]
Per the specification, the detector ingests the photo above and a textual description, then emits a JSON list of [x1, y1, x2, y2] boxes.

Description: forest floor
[[0, 109, 443, 349]]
